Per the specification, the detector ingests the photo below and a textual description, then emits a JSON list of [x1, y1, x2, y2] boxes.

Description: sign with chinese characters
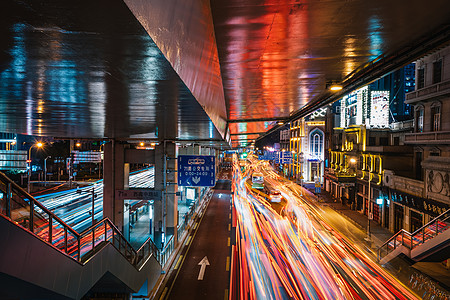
[[178, 155, 215, 187], [279, 151, 292, 164], [391, 191, 448, 217], [116, 189, 162, 200], [71, 150, 102, 163], [340, 86, 369, 128]]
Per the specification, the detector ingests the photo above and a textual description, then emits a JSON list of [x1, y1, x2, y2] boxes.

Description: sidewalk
[[302, 182, 393, 250]]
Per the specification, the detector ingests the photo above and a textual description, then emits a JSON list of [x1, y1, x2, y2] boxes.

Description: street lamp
[[44, 156, 51, 186], [299, 152, 304, 196], [28, 142, 43, 193], [76, 187, 97, 226], [349, 157, 372, 241]]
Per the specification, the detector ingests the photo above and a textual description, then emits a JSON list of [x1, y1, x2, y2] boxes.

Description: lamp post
[[299, 152, 304, 196], [28, 142, 43, 193], [350, 157, 372, 241], [365, 173, 372, 242], [44, 156, 51, 186], [77, 187, 97, 226]]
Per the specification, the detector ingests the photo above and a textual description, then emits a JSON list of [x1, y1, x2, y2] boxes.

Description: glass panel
[[33, 205, 50, 241], [66, 230, 79, 260], [93, 223, 104, 248], [80, 231, 94, 259], [10, 194, 31, 230], [106, 223, 113, 242], [51, 218, 66, 251]]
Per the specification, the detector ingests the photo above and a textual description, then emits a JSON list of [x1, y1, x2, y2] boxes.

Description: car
[[269, 190, 282, 203]]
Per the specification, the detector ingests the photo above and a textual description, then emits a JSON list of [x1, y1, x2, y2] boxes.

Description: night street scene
[[0, 1, 449, 299]]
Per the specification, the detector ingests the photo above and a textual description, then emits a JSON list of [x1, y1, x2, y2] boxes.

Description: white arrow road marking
[[197, 256, 210, 280]]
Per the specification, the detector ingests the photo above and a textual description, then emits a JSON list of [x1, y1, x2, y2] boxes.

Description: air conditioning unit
[[383, 170, 394, 188]]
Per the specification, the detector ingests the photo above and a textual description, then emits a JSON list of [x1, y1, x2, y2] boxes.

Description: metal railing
[[0, 171, 158, 268], [378, 209, 450, 261]]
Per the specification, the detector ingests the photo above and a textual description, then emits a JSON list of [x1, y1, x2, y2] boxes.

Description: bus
[[251, 172, 264, 189]]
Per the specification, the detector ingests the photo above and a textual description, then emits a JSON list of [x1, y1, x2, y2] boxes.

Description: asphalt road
[[164, 178, 232, 300]]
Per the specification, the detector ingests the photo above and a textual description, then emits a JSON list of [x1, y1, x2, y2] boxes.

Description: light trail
[[34, 167, 154, 232], [232, 156, 419, 300]]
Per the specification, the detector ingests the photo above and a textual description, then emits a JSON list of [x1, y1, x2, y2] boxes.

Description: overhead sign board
[[72, 151, 102, 164], [178, 155, 215, 187], [116, 189, 162, 200]]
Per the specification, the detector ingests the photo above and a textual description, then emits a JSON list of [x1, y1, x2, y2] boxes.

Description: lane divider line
[[228, 223, 231, 231], [174, 255, 183, 270], [227, 237, 230, 247], [159, 287, 168, 300], [186, 235, 192, 245], [226, 256, 230, 272], [224, 289, 229, 300]]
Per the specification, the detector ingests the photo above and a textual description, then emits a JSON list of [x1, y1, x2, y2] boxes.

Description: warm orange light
[[277, 121, 284, 125], [140, 142, 145, 147], [350, 158, 357, 163], [329, 84, 343, 91], [76, 142, 81, 147], [36, 142, 43, 148]]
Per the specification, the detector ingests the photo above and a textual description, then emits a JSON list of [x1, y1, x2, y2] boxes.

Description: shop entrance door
[[410, 210, 423, 232], [394, 204, 404, 232]]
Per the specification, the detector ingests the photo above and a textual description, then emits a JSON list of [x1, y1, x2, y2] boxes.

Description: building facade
[[289, 108, 326, 183]]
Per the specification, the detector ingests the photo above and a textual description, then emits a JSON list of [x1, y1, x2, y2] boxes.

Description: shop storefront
[[390, 190, 448, 232]]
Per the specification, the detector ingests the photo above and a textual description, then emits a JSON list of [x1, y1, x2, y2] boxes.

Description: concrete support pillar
[[103, 141, 129, 232], [153, 142, 178, 248]]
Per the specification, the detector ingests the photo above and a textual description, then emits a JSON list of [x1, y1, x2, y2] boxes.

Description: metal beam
[[228, 117, 287, 123], [230, 132, 265, 136]]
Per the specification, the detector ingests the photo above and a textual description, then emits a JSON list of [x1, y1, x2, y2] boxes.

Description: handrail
[[0, 171, 79, 237], [378, 209, 450, 261], [410, 209, 449, 236], [0, 171, 158, 269]]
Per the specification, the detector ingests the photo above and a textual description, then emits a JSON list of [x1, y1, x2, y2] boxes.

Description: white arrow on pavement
[[197, 256, 210, 280]]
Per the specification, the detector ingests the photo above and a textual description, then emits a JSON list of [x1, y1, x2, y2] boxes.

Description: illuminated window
[[431, 102, 441, 132], [309, 129, 323, 159], [415, 106, 424, 132]]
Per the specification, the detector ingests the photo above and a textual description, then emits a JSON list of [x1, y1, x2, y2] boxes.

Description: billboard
[[340, 86, 368, 127], [370, 91, 390, 128]]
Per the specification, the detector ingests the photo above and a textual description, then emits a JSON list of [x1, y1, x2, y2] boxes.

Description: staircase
[[378, 209, 450, 265], [0, 171, 161, 299]]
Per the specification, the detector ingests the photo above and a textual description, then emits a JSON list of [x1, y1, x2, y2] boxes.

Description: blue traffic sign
[[178, 155, 215, 187]]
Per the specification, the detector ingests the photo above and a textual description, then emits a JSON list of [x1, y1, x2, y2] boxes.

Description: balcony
[[404, 131, 450, 144], [405, 78, 450, 104], [389, 119, 414, 131]]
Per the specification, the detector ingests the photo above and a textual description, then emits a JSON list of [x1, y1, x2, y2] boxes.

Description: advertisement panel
[[370, 91, 390, 128]]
